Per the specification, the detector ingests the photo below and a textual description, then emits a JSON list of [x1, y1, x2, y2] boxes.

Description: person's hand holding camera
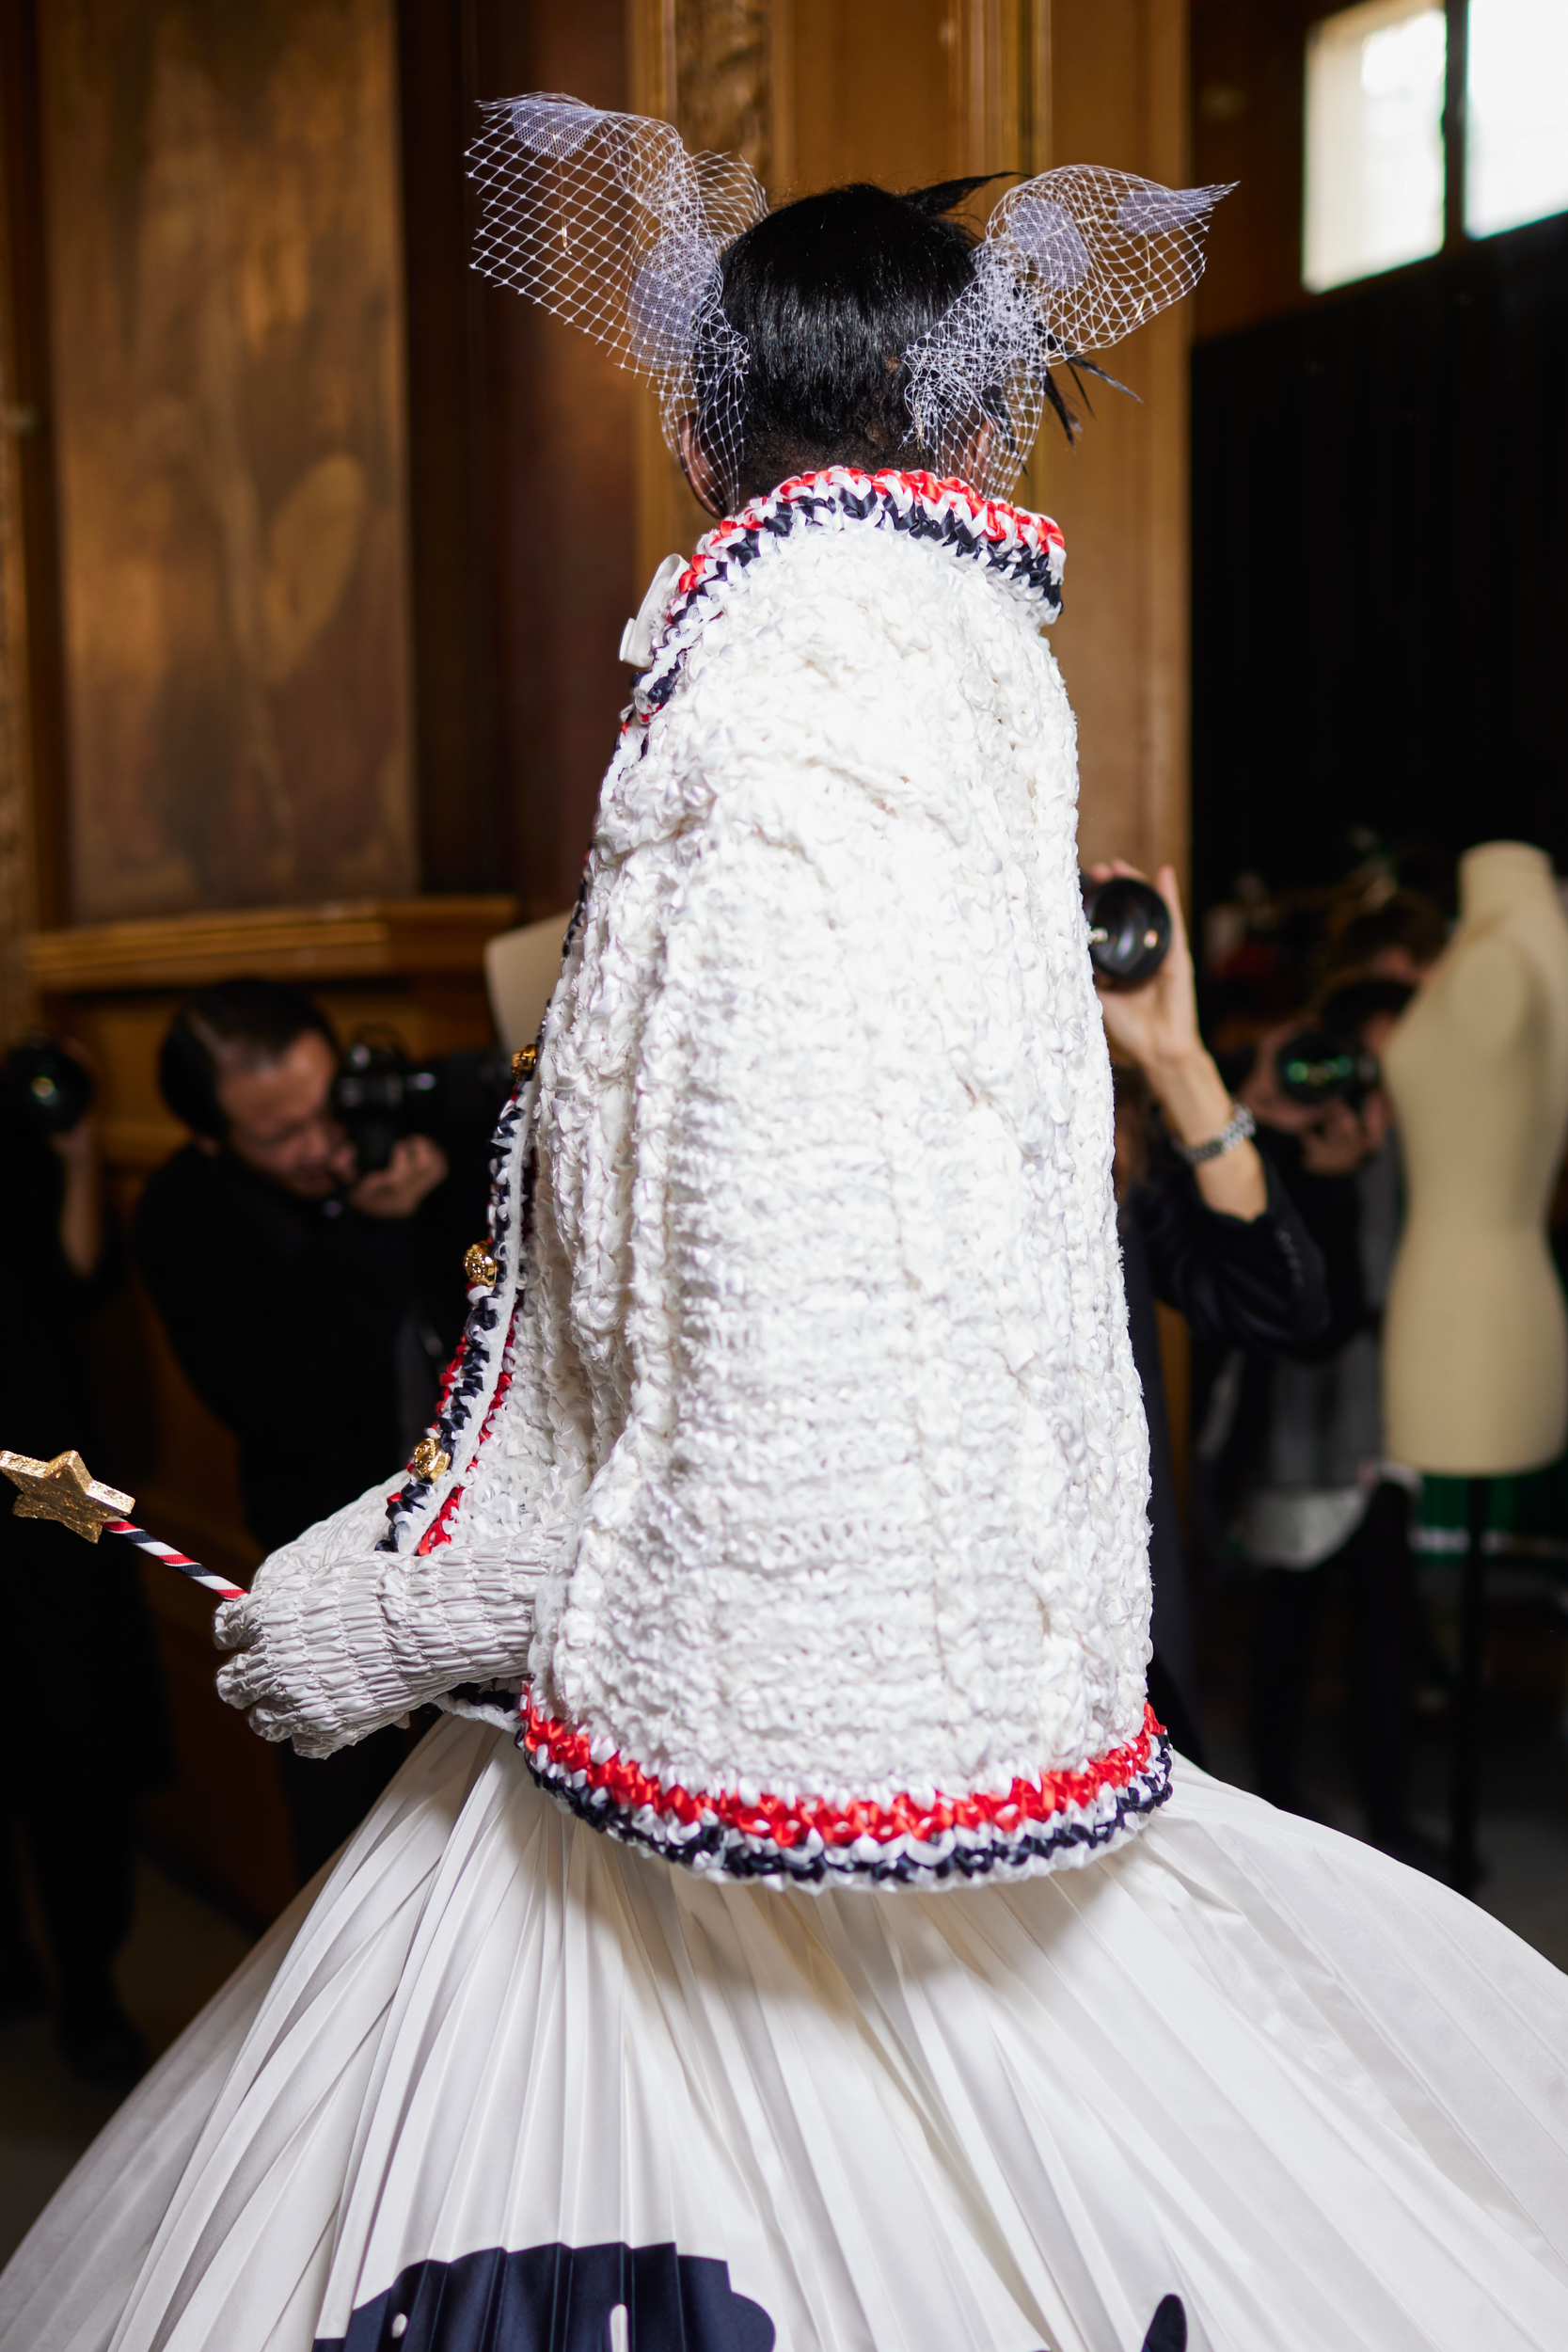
[[1088, 860, 1266, 1221], [345, 1131, 449, 1221], [30, 1038, 104, 1277], [1236, 1025, 1387, 1176]]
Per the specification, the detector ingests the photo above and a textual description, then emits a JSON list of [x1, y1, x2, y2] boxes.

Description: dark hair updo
[[701, 179, 993, 505]]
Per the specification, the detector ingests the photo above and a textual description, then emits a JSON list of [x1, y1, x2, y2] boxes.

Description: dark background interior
[[1192, 211, 1568, 913], [1189, 0, 1568, 920]]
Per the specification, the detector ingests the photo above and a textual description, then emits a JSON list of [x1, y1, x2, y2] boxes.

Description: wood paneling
[[1029, 0, 1192, 881], [396, 0, 499, 899], [30, 891, 516, 993], [0, 121, 34, 1038], [0, 0, 71, 1005], [789, 0, 967, 193], [1190, 0, 1326, 343], [38, 0, 418, 921], [397, 0, 638, 916], [470, 1, 637, 918]]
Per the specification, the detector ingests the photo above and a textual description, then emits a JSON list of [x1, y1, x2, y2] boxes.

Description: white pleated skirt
[[5, 1713, 1568, 2352]]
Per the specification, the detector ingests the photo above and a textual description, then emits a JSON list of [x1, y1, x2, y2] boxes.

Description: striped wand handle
[[0, 1448, 249, 1602], [103, 1519, 245, 1602]]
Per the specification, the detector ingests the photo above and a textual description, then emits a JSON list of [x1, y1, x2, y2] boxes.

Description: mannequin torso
[[1383, 842, 1568, 1474]]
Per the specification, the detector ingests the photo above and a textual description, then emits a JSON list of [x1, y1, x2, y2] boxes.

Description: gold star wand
[[0, 1449, 246, 1599]]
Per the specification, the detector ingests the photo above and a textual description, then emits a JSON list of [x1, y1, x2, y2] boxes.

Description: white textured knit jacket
[[217, 470, 1164, 1886]]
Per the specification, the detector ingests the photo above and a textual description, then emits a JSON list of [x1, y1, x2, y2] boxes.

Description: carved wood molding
[[630, 0, 785, 179], [29, 893, 518, 995], [673, 0, 775, 183]]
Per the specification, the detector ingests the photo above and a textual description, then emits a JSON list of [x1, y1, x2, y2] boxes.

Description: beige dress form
[[1382, 841, 1568, 1474]]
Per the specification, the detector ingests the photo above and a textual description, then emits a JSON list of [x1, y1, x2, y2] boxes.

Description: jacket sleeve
[[1251, 1127, 1372, 1360], [212, 1477, 536, 1756], [1131, 1152, 1331, 1356]]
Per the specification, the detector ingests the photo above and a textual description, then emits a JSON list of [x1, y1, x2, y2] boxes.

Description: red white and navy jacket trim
[[520, 1696, 1172, 1888], [630, 465, 1065, 734]]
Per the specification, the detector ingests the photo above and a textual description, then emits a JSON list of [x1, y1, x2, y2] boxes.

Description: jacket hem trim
[[517, 1697, 1172, 1886]]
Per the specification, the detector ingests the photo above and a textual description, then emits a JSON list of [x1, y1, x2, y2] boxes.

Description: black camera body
[[330, 1033, 513, 1176], [1081, 875, 1172, 986], [1271, 982, 1410, 1116], [0, 1033, 94, 1137], [1273, 1027, 1380, 1114]]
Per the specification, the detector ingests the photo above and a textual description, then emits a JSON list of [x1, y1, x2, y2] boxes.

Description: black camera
[[1272, 980, 1411, 1116], [330, 1031, 513, 1176], [0, 1032, 94, 1136], [1082, 875, 1172, 985], [1273, 1027, 1380, 1114]]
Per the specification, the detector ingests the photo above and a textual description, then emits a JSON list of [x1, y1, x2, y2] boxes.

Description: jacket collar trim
[[629, 467, 1066, 729]]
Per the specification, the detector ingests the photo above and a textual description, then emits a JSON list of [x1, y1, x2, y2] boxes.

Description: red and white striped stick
[[102, 1518, 245, 1602]]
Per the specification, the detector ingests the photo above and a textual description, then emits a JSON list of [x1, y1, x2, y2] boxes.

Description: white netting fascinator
[[904, 167, 1233, 496], [468, 95, 767, 506], [469, 98, 1230, 508]]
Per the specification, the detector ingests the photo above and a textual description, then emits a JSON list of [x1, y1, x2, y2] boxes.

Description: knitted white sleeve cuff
[[214, 1484, 536, 1758]]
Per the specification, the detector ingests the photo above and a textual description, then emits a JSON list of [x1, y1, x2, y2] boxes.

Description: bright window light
[[1465, 0, 1568, 238], [1304, 0, 1448, 292]]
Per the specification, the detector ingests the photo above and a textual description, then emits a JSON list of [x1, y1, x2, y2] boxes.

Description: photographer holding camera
[[135, 981, 480, 1877], [1085, 863, 1333, 1765]]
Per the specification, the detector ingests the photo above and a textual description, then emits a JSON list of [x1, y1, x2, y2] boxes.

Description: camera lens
[[1274, 1026, 1375, 1109], [1082, 877, 1172, 985], [0, 1034, 94, 1136]]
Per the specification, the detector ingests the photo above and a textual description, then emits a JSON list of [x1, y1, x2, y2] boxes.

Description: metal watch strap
[[1172, 1101, 1256, 1167]]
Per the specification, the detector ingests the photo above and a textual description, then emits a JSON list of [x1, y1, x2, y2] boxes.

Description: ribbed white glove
[[213, 1481, 536, 1759]]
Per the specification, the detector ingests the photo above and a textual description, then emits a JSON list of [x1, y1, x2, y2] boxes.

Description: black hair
[[704, 178, 998, 503], [159, 977, 336, 1141]]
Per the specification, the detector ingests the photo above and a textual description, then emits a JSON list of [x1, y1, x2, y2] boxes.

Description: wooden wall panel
[[1189, 0, 1320, 342], [470, 0, 638, 918], [38, 0, 418, 921], [789, 0, 966, 193], [0, 111, 34, 1039], [0, 0, 71, 1009], [1028, 0, 1193, 881]]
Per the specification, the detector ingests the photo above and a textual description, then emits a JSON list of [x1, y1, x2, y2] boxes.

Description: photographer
[[135, 981, 469, 1877], [0, 1039, 169, 2084], [1088, 863, 1332, 1764]]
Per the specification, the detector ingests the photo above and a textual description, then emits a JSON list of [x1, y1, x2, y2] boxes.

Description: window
[[1465, 0, 1568, 239], [1303, 0, 1568, 291], [1304, 1, 1448, 293]]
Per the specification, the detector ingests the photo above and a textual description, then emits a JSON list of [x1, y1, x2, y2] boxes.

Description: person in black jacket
[[1088, 864, 1332, 1765], [1224, 982, 1434, 1862], [0, 1046, 171, 2084], [135, 981, 475, 1880]]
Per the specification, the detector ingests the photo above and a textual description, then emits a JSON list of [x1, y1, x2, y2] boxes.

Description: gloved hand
[[214, 1482, 535, 1758]]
